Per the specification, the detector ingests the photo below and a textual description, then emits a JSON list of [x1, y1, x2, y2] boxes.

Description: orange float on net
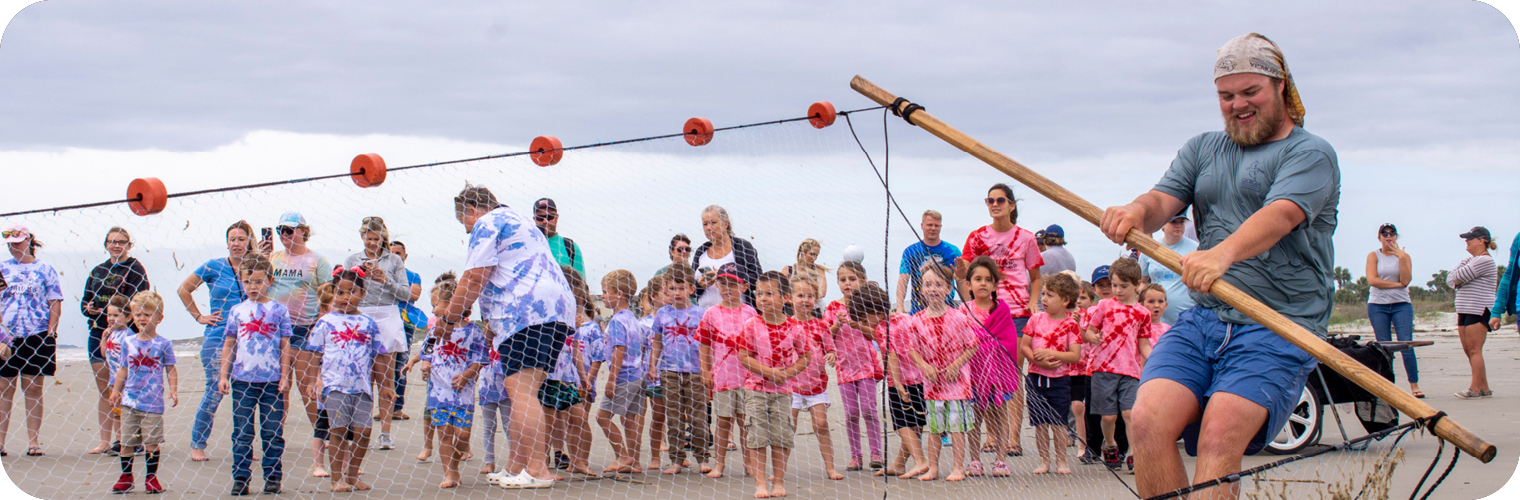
[[808, 101, 837, 129], [350, 153, 387, 188], [126, 177, 168, 216], [684, 117, 714, 146], [530, 136, 563, 167]]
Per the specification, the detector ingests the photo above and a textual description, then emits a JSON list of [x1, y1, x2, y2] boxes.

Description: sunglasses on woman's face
[[674, 246, 691, 254], [1379, 231, 1396, 237], [278, 227, 297, 236], [984, 197, 1010, 206]]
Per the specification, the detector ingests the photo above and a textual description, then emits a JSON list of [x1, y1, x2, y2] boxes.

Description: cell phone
[[0, 271, 7, 290], [261, 227, 273, 242]]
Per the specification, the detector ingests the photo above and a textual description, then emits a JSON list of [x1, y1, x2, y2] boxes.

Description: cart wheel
[[1264, 385, 1322, 455]]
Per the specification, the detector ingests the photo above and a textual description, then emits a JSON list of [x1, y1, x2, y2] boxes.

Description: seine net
[[0, 107, 1453, 500]]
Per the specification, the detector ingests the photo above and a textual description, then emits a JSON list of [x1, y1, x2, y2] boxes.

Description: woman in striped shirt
[[1449, 226, 1498, 400]]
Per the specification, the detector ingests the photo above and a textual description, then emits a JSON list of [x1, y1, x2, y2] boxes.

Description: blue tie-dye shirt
[[118, 335, 177, 414], [605, 310, 648, 383], [420, 322, 490, 408], [463, 207, 575, 346], [551, 320, 608, 386], [477, 345, 508, 405], [307, 312, 388, 397], [103, 328, 132, 386], [654, 305, 706, 373], [225, 300, 293, 383], [580, 320, 609, 367], [0, 259, 63, 337]]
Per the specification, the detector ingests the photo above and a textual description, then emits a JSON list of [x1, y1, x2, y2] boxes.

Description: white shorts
[[360, 305, 408, 354], [791, 392, 830, 410]]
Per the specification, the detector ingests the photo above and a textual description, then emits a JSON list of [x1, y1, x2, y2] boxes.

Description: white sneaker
[[496, 471, 554, 489], [377, 433, 394, 450]]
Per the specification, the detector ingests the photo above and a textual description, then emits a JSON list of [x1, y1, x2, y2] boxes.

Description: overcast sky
[[0, 1, 1517, 348]]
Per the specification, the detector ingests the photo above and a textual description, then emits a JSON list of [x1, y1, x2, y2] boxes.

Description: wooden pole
[[849, 75, 1497, 464]]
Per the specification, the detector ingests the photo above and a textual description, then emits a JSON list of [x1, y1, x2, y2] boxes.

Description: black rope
[[0, 106, 888, 218], [1418, 443, 1459, 500], [889, 97, 925, 126]]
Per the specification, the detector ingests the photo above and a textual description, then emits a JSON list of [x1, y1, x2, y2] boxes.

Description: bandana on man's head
[[1214, 33, 1306, 127]]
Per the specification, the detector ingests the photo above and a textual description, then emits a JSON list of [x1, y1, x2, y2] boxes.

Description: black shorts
[[497, 322, 572, 379], [314, 409, 330, 440], [2, 334, 56, 378], [1069, 374, 1090, 404], [1457, 309, 1492, 331], [1025, 374, 1072, 427], [888, 384, 927, 430]]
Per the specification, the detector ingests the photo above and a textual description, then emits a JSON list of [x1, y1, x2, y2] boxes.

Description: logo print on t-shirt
[[436, 339, 468, 362], [127, 348, 161, 370], [241, 316, 277, 340], [332, 323, 370, 347]]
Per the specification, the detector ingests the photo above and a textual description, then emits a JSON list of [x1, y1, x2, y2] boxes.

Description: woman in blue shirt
[[175, 221, 252, 461]]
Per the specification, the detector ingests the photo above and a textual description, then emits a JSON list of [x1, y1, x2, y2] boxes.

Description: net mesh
[[0, 109, 1450, 500]]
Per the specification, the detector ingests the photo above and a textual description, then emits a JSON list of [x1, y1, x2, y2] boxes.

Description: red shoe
[[144, 474, 163, 494], [110, 474, 133, 494]]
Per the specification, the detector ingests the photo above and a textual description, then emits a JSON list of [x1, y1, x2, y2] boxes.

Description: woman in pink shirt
[[955, 183, 1043, 455]]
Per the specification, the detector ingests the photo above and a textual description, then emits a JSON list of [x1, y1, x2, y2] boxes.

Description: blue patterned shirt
[[463, 207, 575, 346], [0, 259, 63, 337], [420, 322, 489, 408], [225, 300, 293, 383], [118, 335, 177, 414], [605, 310, 648, 383], [654, 305, 706, 373], [307, 313, 388, 396]]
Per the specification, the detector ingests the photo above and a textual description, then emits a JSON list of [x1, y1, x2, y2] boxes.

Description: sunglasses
[[984, 197, 1010, 206], [674, 246, 691, 254], [1, 230, 27, 239], [533, 214, 557, 222], [278, 227, 297, 236]]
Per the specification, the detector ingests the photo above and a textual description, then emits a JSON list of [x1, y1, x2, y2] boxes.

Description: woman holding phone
[[178, 221, 252, 460], [342, 216, 410, 450]]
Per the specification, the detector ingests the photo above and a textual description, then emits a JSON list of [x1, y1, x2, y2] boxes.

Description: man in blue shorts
[[1100, 33, 1338, 499]]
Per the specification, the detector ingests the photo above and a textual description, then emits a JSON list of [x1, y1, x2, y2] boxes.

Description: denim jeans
[[231, 381, 285, 481], [1368, 302, 1418, 383], [190, 340, 224, 450]]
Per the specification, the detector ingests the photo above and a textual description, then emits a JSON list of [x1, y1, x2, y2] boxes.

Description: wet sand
[[1, 324, 1517, 499]]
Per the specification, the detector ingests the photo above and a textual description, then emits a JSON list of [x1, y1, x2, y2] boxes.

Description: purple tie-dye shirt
[[307, 312, 387, 396], [225, 300, 293, 383], [118, 335, 177, 414], [420, 322, 489, 408]]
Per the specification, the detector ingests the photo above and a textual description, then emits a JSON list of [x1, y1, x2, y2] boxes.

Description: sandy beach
[[0, 321, 1516, 500]]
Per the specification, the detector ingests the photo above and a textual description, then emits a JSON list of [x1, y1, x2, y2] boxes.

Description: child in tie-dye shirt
[[99, 295, 132, 460], [825, 261, 884, 471], [648, 265, 709, 474], [409, 272, 488, 489], [108, 291, 177, 495], [217, 254, 293, 493], [597, 270, 649, 474], [305, 267, 390, 492], [696, 263, 757, 478]]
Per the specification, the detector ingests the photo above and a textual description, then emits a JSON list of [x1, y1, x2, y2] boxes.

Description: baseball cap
[[533, 198, 558, 212], [1091, 265, 1110, 283], [2, 224, 31, 243], [1459, 226, 1491, 241], [276, 212, 306, 228], [1044, 224, 1064, 239], [715, 262, 743, 283]]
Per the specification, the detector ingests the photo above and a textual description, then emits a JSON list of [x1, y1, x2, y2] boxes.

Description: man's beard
[[1224, 97, 1287, 147]]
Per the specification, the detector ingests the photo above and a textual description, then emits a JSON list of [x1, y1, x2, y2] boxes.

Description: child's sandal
[[991, 461, 1011, 477], [964, 460, 984, 476]]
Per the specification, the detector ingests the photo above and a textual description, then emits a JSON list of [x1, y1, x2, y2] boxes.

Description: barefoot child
[[824, 261, 885, 471], [851, 283, 929, 479], [549, 267, 599, 477], [306, 267, 393, 492], [1080, 259, 1152, 470], [959, 256, 1020, 477], [218, 254, 293, 494], [412, 273, 489, 488], [1020, 273, 1082, 475], [1140, 283, 1171, 351], [737, 271, 812, 498], [108, 291, 178, 494], [909, 265, 979, 482], [649, 265, 712, 474], [788, 276, 842, 480], [597, 270, 649, 474], [696, 263, 758, 478], [98, 295, 132, 459]]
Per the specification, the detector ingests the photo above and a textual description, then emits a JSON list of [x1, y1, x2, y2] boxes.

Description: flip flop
[[25, 447, 43, 457], [1412, 391, 1425, 399]]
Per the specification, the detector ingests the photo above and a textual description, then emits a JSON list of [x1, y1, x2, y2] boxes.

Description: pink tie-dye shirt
[[960, 225, 1044, 318], [1085, 298, 1153, 379], [697, 303, 757, 392], [1024, 312, 1081, 378], [878, 313, 925, 387], [913, 308, 979, 400], [824, 301, 883, 383], [790, 318, 837, 396]]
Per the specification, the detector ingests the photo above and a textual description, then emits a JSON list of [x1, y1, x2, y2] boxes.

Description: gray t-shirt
[[342, 252, 411, 307], [1039, 245, 1076, 277], [1153, 127, 1340, 336]]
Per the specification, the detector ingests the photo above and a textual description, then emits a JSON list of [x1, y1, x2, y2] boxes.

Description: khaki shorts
[[743, 390, 794, 449], [712, 388, 747, 419], [120, 406, 164, 448]]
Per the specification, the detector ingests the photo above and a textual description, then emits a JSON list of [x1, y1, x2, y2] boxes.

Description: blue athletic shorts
[[1139, 306, 1317, 456], [430, 406, 474, 428]]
